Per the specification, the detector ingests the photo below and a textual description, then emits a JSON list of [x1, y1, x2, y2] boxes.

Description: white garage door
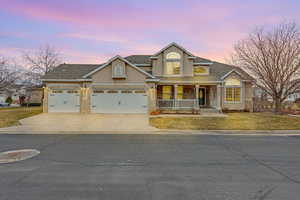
[[48, 90, 80, 113], [91, 89, 148, 113]]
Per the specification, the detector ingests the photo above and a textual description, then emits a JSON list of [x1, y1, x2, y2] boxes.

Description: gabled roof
[[209, 62, 254, 81], [124, 55, 151, 65], [83, 55, 156, 79], [42, 64, 100, 80], [124, 55, 211, 66], [153, 42, 195, 57], [194, 56, 212, 64]]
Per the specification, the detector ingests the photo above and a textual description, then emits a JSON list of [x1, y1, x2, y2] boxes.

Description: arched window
[[225, 78, 241, 86], [166, 52, 181, 59], [165, 52, 181, 75], [225, 78, 241, 102]]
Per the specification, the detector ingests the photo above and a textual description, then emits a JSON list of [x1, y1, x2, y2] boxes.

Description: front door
[[199, 88, 206, 106]]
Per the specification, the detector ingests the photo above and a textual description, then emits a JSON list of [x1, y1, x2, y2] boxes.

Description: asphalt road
[[0, 134, 299, 200]]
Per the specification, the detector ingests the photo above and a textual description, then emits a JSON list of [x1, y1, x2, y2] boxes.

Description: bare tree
[[232, 22, 300, 113], [0, 56, 20, 91], [23, 44, 63, 79]]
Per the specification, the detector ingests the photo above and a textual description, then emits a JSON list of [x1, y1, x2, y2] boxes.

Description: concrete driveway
[[0, 113, 158, 132]]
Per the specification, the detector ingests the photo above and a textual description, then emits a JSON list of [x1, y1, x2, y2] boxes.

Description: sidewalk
[[1, 129, 300, 135]]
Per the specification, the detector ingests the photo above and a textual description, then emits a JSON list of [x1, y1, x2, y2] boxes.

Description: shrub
[[5, 97, 13, 105], [150, 110, 160, 115]]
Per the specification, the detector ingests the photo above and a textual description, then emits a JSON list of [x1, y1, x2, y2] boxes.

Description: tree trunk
[[274, 98, 282, 114]]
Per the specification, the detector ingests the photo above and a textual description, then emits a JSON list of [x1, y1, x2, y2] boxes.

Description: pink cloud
[[2, 0, 299, 65]]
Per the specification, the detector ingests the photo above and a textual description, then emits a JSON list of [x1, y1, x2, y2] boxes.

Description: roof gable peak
[[153, 42, 194, 57], [82, 55, 155, 79]]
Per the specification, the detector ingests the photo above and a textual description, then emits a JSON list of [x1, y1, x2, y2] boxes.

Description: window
[[107, 90, 118, 93], [162, 86, 173, 99], [93, 90, 104, 93], [52, 90, 63, 93], [67, 90, 78, 94], [165, 52, 181, 75], [135, 90, 146, 94], [113, 65, 125, 78], [121, 90, 132, 93], [225, 78, 241, 102], [225, 88, 241, 102], [194, 66, 209, 75], [177, 86, 183, 100], [166, 52, 181, 59]]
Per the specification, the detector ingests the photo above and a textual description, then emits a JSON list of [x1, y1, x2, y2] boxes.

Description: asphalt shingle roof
[[42, 64, 100, 79], [42, 56, 253, 81], [210, 62, 253, 80], [124, 55, 152, 65]]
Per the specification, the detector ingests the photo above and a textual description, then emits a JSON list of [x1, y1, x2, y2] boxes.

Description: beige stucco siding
[[152, 45, 193, 77], [152, 54, 163, 76], [91, 62, 147, 83], [183, 53, 194, 76], [244, 82, 254, 111], [138, 66, 152, 72]]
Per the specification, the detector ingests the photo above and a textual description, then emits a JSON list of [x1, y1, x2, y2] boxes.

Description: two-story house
[[42, 43, 254, 114]]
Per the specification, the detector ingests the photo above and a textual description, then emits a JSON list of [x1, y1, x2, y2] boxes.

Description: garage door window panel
[[135, 90, 146, 94], [107, 90, 119, 93]]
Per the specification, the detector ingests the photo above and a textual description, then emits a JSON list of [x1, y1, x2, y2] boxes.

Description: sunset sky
[[1, 0, 299, 64]]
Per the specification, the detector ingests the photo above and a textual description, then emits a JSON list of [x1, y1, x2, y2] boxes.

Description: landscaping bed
[[150, 112, 300, 130]]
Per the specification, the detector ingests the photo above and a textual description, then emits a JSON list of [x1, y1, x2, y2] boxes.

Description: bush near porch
[[0, 107, 42, 128], [150, 112, 300, 130]]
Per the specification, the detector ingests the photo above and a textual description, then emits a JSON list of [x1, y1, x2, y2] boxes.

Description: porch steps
[[160, 109, 200, 114], [200, 108, 221, 113]]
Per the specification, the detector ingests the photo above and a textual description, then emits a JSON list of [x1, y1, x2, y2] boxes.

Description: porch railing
[[157, 99, 199, 109]]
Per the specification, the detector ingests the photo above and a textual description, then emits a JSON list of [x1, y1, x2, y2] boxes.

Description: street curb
[[0, 130, 300, 136]]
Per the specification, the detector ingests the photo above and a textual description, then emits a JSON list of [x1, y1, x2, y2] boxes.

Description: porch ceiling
[[157, 76, 219, 83]]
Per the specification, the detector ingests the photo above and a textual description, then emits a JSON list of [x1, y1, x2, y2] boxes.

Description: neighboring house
[[254, 87, 300, 102], [287, 90, 300, 102], [25, 87, 43, 105], [41, 43, 255, 114], [0, 85, 27, 104]]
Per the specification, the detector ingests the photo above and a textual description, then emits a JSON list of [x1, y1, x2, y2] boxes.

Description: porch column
[[195, 85, 200, 109], [216, 84, 222, 110], [148, 84, 157, 113], [42, 87, 49, 113], [174, 84, 178, 109], [174, 84, 178, 99]]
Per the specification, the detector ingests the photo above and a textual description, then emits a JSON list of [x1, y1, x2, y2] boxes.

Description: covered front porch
[[156, 84, 221, 113]]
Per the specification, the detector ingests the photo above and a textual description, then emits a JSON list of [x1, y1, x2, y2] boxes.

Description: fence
[[253, 98, 300, 112]]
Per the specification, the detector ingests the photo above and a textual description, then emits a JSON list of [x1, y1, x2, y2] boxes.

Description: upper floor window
[[165, 52, 181, 75], [166, 52, 181, 59], [194, 66, 209, 75], [112, 64, 125, 78]]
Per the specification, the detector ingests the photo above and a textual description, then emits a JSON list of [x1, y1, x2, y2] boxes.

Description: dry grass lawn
[[0, 107, 43, 128], [150, 112, 300, 130]]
